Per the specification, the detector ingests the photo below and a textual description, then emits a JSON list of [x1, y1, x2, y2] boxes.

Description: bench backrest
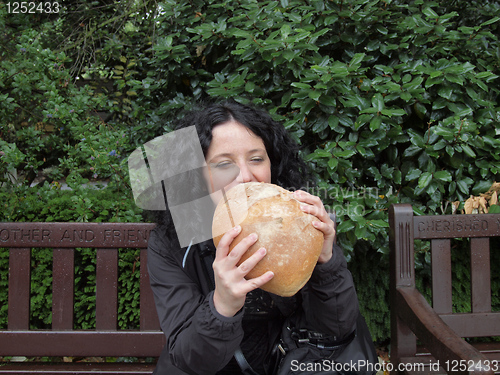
[[389, 204, 500, 339], [0, 222, 165, 358]]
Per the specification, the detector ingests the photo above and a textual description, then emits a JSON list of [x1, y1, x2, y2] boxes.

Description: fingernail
[[249, 233, 258, 241], [312, 221, 320, 227], [259, 247, 266, 255], [234, 225, 241, 233], [300, 204, 307, 211]]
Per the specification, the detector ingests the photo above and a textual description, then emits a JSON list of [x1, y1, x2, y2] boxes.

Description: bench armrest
[[395, 286, 494, 375]]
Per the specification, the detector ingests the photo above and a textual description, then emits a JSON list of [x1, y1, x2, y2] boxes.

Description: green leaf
[[308, 90, 321, 101], [455, 107, 472, 117], [457, 179, 472, 195], [308, 150, 331, 159], [328, 116, 340, 130], [330, 62, 349, 76], [291, 82, 311, 89], [354, 114, 372, 130], [480, 16, 500, 27], [328, 157, 338, 170], [472, 181, 493, 195], [376, 25, 388, 35], [312, 118, 329, 132], [337, 220, 355, 233], [369, 115, 382, 131], [381, 108, 406, 117], [401, 91, 412, 101], [462, 144, 476, 158], [418, 172, 433, 189], [438, 87, 453, 100], [434, 170, 452, 182], [433, 126, 455, 138], [403, 145, 421, 157], [333, 149, 356, 158], [372, 93, 385, 111], [488, 205, 500, 213], [368, 220, 389, 228], [406, 169, 422, 181], [446, 74, 464, 85], [319, 96, 336, 107], [280, 24, 291, 38], [430, 70, 443, 78], [422, 7, 439, 18], [349, 53, 365, 67]]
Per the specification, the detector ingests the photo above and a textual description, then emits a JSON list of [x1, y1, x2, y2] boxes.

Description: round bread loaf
[[212, 182, 324, 297]]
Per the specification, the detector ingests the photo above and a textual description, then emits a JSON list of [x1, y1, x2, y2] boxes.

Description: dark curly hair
[[150, 99, 313, 245]]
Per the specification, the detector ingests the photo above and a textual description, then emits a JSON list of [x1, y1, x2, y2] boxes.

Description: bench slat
[[139, 249, 160, 331], [413, 214, 500, 239], [0, 362, 157, 374], [440, 313, 500, 337], [52, 248, 75, 330], [0, 222, 154, 248], [7, 248, 31, 330], [96, 249, 118, 331], [431, 239, 452, 314], [470, 238, 491, 313], [0, 331, 165, 357]]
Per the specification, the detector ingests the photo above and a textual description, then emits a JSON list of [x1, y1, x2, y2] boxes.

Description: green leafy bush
[[128, 0, 500, 340], [2, 0, 500, 342], [0, 13, 133, 189]]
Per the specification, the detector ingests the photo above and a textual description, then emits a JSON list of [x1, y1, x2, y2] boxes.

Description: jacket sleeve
[[147, 229, 244, 375], [298, 243, 360, 341]]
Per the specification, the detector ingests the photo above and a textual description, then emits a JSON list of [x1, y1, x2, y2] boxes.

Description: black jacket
[[147, 227, 359, 375]]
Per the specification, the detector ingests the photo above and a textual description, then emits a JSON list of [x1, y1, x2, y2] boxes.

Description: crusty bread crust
[[212, 182, 324, 297]]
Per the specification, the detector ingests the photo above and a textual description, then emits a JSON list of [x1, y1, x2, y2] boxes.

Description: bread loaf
[[212, 182, 324, 297]]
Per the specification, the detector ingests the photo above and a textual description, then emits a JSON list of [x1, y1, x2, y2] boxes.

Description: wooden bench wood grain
[[0, 222, 164, 374], [389, 204, 500, 375]]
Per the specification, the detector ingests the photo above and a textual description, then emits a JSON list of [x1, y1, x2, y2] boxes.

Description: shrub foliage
[[1, 0, 500, 342]]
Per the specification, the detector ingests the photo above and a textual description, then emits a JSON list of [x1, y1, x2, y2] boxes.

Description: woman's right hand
[[212, 225, 274, 317]]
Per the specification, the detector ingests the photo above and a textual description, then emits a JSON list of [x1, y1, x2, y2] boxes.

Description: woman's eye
[[251, 157, 264, 163], [215, 161, 233, 169]]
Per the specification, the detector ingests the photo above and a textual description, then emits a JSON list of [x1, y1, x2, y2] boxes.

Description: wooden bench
[[0, 222, 164, 374], [389, 204, 500, 375]]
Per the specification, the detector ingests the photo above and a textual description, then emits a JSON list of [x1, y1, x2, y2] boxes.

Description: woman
[[147, 100, 360, 374]]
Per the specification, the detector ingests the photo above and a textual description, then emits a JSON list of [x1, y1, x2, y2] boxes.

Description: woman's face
[[205, 120, 271, 205]]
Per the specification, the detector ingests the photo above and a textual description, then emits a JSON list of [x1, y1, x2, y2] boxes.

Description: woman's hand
[[293, 190, 335, 264], [212, 225, 274, 317]]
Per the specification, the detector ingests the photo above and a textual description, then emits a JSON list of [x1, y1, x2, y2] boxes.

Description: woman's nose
[[236, 163, 255, 183]]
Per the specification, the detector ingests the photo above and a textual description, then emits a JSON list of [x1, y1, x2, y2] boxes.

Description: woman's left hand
[[293, 190, 335, 264]]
